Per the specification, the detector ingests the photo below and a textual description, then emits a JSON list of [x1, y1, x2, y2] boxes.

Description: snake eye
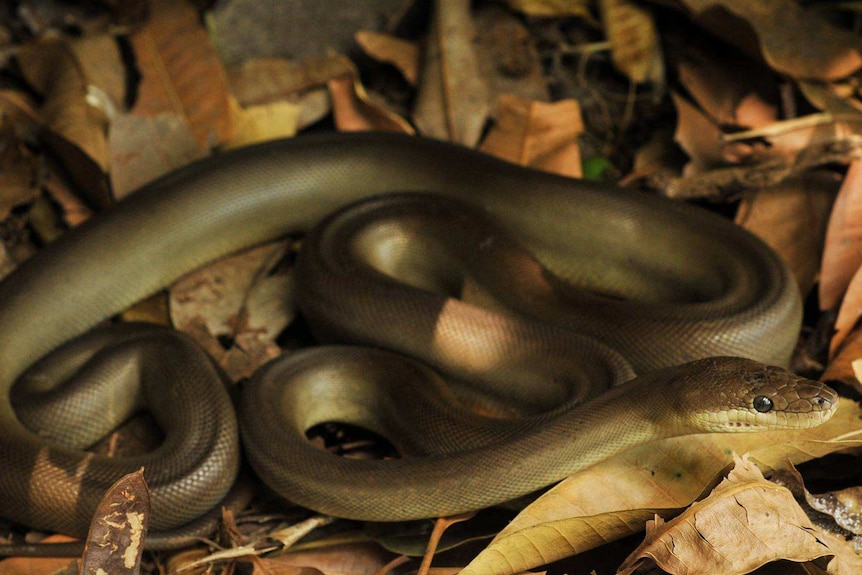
[[753, 395, 773, 413]]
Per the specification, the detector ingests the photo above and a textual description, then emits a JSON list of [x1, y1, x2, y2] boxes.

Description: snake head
[[674, 357, 838, 433]]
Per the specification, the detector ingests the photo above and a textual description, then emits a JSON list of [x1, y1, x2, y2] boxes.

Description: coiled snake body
[[0, 134, 837, 536]]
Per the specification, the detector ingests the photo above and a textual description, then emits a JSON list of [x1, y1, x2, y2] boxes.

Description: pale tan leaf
[[328, 67, 414, 135], [225, 56, 346, 131], [223, 97, 300, 149], [681, 0, 862, 80], [170, 242, 294, 381], [735, 172, 838, 297], [130, 0, 233, 150], [413, 0, 489, 146], [479, 95, 583, 177], [616, 455, 831, 575], [820, 160, 862, 311], [108, 112, 205, 200], [460, 398, 862, 575], [817, 528, 862, 575], [503, 0, 592, 19], [600, 0, 664, 87], [355, 31, 419, 86]]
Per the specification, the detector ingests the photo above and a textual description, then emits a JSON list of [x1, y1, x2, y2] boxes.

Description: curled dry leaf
[[479, 95, 583, 177], [681, 0, 862, 80], [328, 64, 414, 134], [735, 172, 838, 298], [460, 397, 862, 575], [355, 31, 419, 86], [599, 0, 664, 87], [820, 160, 862, 312], [616, 455, 831, 575]]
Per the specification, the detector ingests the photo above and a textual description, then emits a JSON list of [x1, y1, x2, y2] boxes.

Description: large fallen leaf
[[820, 160, 862, 312], [413, 0, 489, 146], [616, 455, 831, 575], [681, 0, 862, 80], [460, 397, 862, 575], [479, 95, 583, 177], [130, 0, 233, 150], [735, 172, 838, 297]]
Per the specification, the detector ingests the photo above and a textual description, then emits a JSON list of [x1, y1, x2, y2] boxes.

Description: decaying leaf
[[735, 172, 838, 297], [460, 397, 862, 575], [0, 127, 38, 220], [413, 0, 489, 146], [820, 160, 862, 312], [821, 329, 862, 392], [681, 0, 862, 80], [170, 241, 294, 381], [81, 468, 150, 575], [355, 31, 419, 86], [599, 0, 664, 88], [616, 455, 831, 575], [832, 265, 862, 359], [130, 0, 234, 150], [671, 91, 725, 173], [479, 95, 584, 177]]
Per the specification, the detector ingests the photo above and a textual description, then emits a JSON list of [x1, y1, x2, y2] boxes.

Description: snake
[[0, 133, 837, 539]]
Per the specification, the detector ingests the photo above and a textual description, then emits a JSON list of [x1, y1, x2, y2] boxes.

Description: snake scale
[[0, 133, 837, 538]]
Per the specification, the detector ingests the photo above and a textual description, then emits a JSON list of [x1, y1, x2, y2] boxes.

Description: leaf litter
[[1, 1, 862, 575]]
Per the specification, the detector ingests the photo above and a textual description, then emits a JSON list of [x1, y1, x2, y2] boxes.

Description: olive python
[[0, 133, 837, 538]]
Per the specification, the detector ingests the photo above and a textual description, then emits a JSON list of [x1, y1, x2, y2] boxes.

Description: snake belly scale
[[0, 133, 835, 536]]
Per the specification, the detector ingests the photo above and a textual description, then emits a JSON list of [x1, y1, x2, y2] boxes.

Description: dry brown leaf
[[479, 95, 583, 177], [600, 0, 664, 87], [681, 0, 862, 80], [355, 31, 419, 86], [671, 92, 724, 173], [473, 5, 549, 104], [0, 127, 38, 220], [735, 172, 838, 297], [822, 329, 862, 392], [108, 112, 205, 199], [130, 0, 233, 150], [413, 0, 489, 146], [328, 68, 414, 134], [616, 455, 831, 575], [253, 542, 394, 575], [820, 160, 862, 311], [17, 36, 111, 205], [675, 40, 778, 127], [460, 397, 862, 575], [226, 56, 349, 106], [832, 265, 862, 358], [170, 241, 294, 381]]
